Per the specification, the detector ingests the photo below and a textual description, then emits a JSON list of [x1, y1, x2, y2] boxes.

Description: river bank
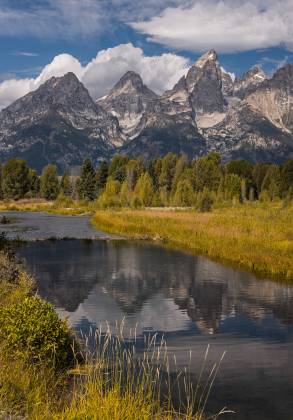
[[92, 204, 293, 281], [0, 200, 292, 280]]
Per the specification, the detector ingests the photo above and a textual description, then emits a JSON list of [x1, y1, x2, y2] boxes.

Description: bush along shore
[[0, 245, 226, 419]]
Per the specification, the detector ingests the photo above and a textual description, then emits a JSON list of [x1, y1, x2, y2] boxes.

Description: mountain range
[[0, 49, 292, 171]]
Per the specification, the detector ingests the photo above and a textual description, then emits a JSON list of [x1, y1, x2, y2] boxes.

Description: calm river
[[2, 212, 293, 420]]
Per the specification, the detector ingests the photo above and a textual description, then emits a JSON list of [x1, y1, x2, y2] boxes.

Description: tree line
[[0, 153, 292, 210]]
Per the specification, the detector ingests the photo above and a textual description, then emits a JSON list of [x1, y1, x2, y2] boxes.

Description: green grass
[[92, 203, 293, 281]]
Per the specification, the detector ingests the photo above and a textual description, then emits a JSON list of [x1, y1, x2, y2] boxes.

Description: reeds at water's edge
[[0, 253, 231, 419], [66, 321, 231, 419]]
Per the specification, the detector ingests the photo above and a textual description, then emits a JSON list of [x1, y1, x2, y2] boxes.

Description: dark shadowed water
[[5, 212, 293, 420]]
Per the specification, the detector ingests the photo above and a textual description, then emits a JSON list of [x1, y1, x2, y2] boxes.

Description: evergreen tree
[[96, 161, 109, 194], [281, 160, 293, 197], [226, 160, 253, 181], [60, 173, 72, 196], [192, 152, 222, 192], [148, 158, 162, 190], [109, 155, 129, 182], [40, 164, 59, 200], [2, 158, 30, 200], [159, 153, 177, 193], [28, 169, 40, 198], [78, 158, 96, 201]]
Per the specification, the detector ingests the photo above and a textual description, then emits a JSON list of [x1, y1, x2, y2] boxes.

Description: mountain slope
[[97, 71, 158, 139], [204, 64, 293, 162], [233, 66, 268, 99], [0, 73, 122, 171], [100, 70, 205, 159], [0, 51, 293, 167]]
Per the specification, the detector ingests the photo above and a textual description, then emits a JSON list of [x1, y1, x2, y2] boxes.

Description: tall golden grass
[[92, 203, 293, 280]]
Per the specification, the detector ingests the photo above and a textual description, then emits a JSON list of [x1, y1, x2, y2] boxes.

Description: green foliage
[[252, 162, 270, 196], [120, 181, 132, 207], [0, 296, 75, 369], [97, 177, 121, 208], [158, 153, 177, 192], [126, 159, 144, 192], [192, 152, 221, 192], [148, 158, 162, 190], [2, 158, 30, 200], [60, 173, 72, 197], [0, 153, 291, 208], [78, 158, 96, 201], [96, 160, 109, 194], [261, 164, 281, 201], [134, 172, 154, 207], [281, 160, 293, 197], [196, 188, 214, 212], [27, 169, 40, 198], [0, 166, 3, 200], [109, 155, 129, 182], [219, 173, 242, 201], [172, 179, 194, 206], [172, 155, 188, 190], [226, 159, 253, 180], [54, 191, 74, 208], [40, 164, 59, 200]]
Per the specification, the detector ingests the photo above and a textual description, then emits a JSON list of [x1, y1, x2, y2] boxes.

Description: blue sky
[[0, 0, 292, 108]]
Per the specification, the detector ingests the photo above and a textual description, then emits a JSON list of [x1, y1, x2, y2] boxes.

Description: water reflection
[[18, 240, 293, 419]]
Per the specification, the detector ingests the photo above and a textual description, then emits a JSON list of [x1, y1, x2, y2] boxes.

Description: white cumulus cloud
[[130, 0, 293, 53], [0, 44, 190, 110]]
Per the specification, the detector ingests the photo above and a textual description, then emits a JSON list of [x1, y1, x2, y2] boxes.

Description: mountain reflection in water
[[18, 239, 293, 420]]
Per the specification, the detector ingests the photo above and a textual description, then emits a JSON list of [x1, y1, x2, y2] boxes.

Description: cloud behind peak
[[130, 0, 293, 53]]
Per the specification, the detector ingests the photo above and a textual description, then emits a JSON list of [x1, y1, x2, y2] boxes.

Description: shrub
[[0, 296, 76, 370], [196, 188, 214, 212], [0, 253, 20, 284], [54, 191, 74, 208]]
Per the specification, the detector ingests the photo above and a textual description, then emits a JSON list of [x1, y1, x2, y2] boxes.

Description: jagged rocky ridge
[[0, 50, 293, 170], [0, 73, 122, 171]]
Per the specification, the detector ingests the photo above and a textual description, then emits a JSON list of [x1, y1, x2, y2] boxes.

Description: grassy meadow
[[92, 203, 293, 281]]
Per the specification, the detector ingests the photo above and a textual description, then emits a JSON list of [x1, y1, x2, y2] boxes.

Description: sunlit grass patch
[[92, 203, 293, 280]]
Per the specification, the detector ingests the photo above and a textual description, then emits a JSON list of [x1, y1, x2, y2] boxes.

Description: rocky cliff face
[[0, 51, 292, 168], [99, 69, 205, 159], [221, 69, 234, 97], [233, 66, 268, 99], [204, 64, 293, 162], [0, 73, 122, 171], [97, 71, 158, 139], [185, 50, 225, 115]]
